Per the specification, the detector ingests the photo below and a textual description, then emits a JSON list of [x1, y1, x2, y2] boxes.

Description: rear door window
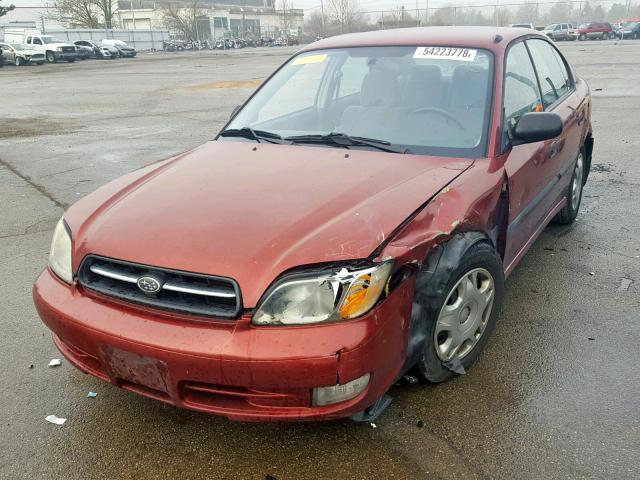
[[525, 39, 571, 108]]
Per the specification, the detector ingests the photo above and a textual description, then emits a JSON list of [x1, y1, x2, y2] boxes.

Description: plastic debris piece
[[45, 415, 66, 425], [369, 422, 377, 429], [618, 278, 633, 291], [589, 272, 595, 276], [48, 359, 62, 367], [443, 356, 466, 375], [87, 392, 98, 398]]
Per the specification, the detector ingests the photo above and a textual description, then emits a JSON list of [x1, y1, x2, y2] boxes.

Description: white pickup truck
[[3, 30, 77, 63]]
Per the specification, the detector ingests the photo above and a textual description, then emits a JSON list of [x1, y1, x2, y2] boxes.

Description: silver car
[[0, 43, 46, 66]]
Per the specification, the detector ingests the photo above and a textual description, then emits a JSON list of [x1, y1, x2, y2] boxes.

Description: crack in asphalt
[[0, 158, 68, 210]]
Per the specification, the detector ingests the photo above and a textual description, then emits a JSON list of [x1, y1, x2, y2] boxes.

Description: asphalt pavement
[[0, 42, 638, 480]]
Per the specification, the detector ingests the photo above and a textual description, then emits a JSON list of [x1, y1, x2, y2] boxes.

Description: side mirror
[[511, 112, 563, 146], [230, 105, 242, 119]]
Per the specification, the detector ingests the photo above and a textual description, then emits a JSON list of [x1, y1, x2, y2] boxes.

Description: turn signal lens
[[312, 373, 371, 406], [338, 263, 393, 319]]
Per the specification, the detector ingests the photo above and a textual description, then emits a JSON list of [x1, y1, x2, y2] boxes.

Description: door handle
[[548, 139, 564, 159]]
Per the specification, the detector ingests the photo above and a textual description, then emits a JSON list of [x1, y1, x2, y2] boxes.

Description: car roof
[[300, 26, 547, 54]]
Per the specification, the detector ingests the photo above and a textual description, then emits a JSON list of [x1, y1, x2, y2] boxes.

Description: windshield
[[225, 46, 494, 158], [42, 37, 61, 44], [626, 22, 638, 29]]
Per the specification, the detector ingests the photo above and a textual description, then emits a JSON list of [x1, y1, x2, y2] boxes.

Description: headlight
[[48, 218, 73, 283], [56, 47, 63, 52], [252, 262, 393, 326]]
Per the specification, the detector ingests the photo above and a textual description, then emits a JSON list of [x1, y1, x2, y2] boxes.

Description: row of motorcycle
[[161, 37, 292, 52]]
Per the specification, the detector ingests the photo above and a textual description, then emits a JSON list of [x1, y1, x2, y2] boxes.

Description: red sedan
[[34, 27, 593, 422]]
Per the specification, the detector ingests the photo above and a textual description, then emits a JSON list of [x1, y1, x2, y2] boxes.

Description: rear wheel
[[554, 151, 585, 225], [579, 34, 587, 41], [415, 242, 505, 383]]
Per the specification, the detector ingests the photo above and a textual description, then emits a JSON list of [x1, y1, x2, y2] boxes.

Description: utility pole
[[320, 0, 325, 36]]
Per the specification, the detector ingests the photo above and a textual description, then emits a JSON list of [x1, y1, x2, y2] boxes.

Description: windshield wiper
[[285, 132, 409, 154], [219, 127, 287, 144]]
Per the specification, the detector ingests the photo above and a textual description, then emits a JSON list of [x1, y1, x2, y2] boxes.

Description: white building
[[116, 1, 304, 39]]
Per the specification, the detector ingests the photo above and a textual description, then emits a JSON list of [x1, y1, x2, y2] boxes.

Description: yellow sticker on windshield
[[293, 54, 328, 65]]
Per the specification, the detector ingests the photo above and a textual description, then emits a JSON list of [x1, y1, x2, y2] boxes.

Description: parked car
[[34, 26, 593, 422], [577, 22, 615, 40], [74, 40, 114, 59], [101, 39, 137, 57], [3, 30, 77, 63], [0, 43, 45, 65], [114, 43, 136, 57], [618, 21, 640, 39], [100, 43, 120, 58], [542, 23, 578, 41], [510, 23, 535, 29], [73, 43, 93, 60]]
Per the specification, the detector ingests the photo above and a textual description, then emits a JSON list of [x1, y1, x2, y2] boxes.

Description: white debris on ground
[[45, 415, 66, 425], [48, 359, 62, 367]]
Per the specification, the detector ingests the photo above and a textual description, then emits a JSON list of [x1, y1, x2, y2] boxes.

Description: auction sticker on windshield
[[414, 47, 477, 62]]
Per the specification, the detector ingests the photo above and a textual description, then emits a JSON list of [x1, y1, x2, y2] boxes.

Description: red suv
[[577, 22, 615, 40], [34, 27, 593, 422]]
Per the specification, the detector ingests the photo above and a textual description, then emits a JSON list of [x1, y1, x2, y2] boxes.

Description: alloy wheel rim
[[434, 268, 495, 362], [571, 153, 584, 211]]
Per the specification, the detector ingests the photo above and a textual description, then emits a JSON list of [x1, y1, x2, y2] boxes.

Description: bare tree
[[328, 0, 363, 34], [94, 0, 117, 29], [0, 1, 15, 17], [277, 0, 292, 31], [48, 0, 101, 28], [161, 0, 206, 39], [305, 10, 324, 36]]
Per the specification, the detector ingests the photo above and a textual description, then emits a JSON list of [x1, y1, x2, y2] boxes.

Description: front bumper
[[54, 52, 77, 60], [33, 268, 412, 421]]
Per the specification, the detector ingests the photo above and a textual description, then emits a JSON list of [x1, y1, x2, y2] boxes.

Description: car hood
[[67, 141, 472, 306], [21, 49, 42, 55]]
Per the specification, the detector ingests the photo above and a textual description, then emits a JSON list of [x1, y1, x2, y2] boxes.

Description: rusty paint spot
[[187, 79, 262, 91]]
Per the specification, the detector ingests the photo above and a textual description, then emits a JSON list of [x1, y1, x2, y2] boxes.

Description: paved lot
[[0, 41, 639, 480]]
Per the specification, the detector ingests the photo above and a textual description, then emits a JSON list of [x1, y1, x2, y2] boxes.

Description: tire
[[579, 34, 586, 41], [414, 241, 505, 383], [15, 57, 23, 66], [46, 51, 56, 63], [554, 150, 586, 225]]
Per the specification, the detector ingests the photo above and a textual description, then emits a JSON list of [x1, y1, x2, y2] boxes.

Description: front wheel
[[554, 151, 585, 225], [46, 51, 56, 63], [15, 57, 23, 66], [579, 34, 586, 41], [414, 241, 505, 383]]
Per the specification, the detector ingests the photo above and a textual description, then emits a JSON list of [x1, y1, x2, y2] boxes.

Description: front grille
[[78, 255, 242, 318]]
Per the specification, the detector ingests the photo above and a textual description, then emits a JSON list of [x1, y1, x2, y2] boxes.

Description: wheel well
[[400, 231, 497, 376], [583, 133, 594, 182]]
